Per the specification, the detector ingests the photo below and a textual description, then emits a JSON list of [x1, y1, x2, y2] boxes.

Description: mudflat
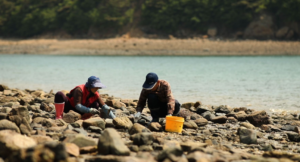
[[0, 38, 299, 55]]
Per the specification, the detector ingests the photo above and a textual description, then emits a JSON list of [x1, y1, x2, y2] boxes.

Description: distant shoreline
[[0, 38, 300, 56]]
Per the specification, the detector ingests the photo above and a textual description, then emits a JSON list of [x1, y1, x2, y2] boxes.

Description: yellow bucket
[[165, 116, 184, 133]]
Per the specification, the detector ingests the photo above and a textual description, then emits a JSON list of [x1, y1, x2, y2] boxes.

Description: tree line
[[0, 0, 299, 38]]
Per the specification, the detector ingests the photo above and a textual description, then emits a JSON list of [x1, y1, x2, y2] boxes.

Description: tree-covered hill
[[0, 0, 299, 39]]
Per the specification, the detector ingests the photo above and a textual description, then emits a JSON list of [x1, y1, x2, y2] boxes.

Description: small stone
[[201, 111, 215, 121], [227, 116, 238, 123], [157, 147, 183, 162], [40, 102, 53, 112], [194, 118, 208, 126], [287, 132, 300, 142], [128, 145, 139, 152], [211, 116, 227, 123], [105, 119, 115, 128], [215, 105, 231, 114]]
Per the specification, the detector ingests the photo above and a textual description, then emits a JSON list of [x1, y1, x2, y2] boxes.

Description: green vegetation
[[0, 0, 299, 38]]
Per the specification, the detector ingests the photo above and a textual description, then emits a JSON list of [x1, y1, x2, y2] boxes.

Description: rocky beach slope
[[1, 84, 300, 162], [0, 38, 300, 55]]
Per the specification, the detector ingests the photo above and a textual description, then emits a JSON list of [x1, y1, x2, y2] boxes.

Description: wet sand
[[0, 38, 299, 55]]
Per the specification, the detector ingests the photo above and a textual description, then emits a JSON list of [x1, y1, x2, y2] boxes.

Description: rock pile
[[0, 84, 300, 162]]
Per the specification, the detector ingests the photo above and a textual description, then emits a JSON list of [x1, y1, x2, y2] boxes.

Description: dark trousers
[[147, 93, 180, 122], [54, 91, 99, 115]]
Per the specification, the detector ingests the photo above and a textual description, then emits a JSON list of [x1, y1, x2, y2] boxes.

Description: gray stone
[[215, 105, 231, 114], [73, 128, 88, 136], [157, 147, 183, 162], [239, 128, 257, 144], [98, 128, 130, 155], [201, 111, 215, 121]]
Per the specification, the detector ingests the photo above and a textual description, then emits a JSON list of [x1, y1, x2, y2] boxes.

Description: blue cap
[[143, 72, 158, 89], [85, 76, 106, 88]]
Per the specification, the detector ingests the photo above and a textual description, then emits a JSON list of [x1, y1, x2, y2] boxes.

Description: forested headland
[[0, 0, 299, 40]]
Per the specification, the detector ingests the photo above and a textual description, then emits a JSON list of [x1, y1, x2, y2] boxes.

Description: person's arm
[[164, 82, 175, 115], [97, 95, 106, 107], [136, 89, 147, 112]]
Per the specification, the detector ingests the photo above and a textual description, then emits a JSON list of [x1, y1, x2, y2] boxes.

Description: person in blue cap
[[54, 76, 116, 119], [134, 72, 181, 122]]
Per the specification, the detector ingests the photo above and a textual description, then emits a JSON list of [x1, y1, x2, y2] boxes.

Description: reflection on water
[[0, 54, 300, 113]]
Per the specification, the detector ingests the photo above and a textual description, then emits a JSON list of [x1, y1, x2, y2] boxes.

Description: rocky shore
[[0, 38, 300, 55], [1, 84, 300, 162]]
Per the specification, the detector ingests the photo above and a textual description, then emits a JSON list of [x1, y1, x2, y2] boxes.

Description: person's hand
[[134, 112, 141, 118], [90, 108, 99, 114], [166, 114, 172, 117]]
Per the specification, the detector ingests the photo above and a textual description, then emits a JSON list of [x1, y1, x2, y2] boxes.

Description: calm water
[[0, 54, 299, 112]]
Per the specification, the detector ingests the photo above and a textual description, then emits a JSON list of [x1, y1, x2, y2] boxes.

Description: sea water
[[0, 54, 299, 113]]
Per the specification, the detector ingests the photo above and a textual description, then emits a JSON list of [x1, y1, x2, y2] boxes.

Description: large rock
[[0, 119, 20, 133], [239, 128, 257, 144], [82, 117, 105, 129], [183, 120, 198, 129], [287, 132, 300, 142], [131, 132, 154, 146], [65, 143, 80, 157], [98, 128, 130, 155], [6, 142, 68, 162], [244, 13, 275, 39], [65, 134, 97, 148], [246, 110, 270, 127], [63, 110, 81, 123], [129, 123, 151, 135], [0, 130, 37, 158], [113, 117, 133, 129], [0, 84, 9, 91], [8, 115, 32, 136], [9, 106, 30, 122]]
